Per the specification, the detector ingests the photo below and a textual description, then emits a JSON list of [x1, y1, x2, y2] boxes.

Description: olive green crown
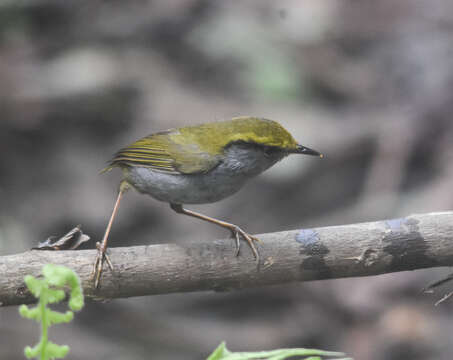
[[176, 116, 299, 153]]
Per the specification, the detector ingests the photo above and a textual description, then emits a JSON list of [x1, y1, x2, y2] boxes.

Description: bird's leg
[[170, 203, 261, 264], [92, 180, 129, 288]]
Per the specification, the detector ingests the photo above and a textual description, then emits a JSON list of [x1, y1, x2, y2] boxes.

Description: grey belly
[[123, 166, 248, 204]]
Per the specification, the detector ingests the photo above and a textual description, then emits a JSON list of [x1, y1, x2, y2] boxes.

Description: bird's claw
[[232, 231, 241, 257], [92, 241, 113, 288], [229, 226, 261, 265]]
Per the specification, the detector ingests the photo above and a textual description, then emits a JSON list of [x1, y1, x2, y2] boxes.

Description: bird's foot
[[229, 225, 262, 264], [91, 241, 113, 289]]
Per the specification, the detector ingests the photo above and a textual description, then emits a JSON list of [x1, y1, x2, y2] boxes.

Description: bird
[[94, 116, 322, 287]]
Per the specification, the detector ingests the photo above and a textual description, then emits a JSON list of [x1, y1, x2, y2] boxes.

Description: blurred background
[[1, 0, 453, 359]]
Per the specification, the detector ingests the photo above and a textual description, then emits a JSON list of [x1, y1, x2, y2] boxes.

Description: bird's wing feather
[[105, 130, 222, 175]]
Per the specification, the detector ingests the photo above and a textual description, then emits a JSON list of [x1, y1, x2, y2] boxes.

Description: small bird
[[94, 116, 322, 287]]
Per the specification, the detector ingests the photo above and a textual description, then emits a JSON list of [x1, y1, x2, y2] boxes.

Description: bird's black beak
[[294, 144, 323, 158]]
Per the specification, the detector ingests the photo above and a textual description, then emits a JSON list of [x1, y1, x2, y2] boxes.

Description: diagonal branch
[[1, 211, 452, 307]]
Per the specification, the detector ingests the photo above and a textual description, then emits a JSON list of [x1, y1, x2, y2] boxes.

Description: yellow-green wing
[[105, 130, 222, 175]]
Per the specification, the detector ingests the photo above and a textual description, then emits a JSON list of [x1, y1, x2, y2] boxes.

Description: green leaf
[[47, 310, 74, 325], [24, 275, 44, 298], [207, 342, 231, 360], [19, 264, 85, 359], [46, 341, 70, 358], [206, 342, 351, 360]]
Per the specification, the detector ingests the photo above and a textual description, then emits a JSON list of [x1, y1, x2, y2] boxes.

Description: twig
[[1, 211, 452, 307]]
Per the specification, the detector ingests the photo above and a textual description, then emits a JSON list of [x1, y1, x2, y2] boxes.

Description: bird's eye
[[263, 146, 275, 157]]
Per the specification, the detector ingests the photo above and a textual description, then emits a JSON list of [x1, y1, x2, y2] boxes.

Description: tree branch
[[1, 211, 452, 307]]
